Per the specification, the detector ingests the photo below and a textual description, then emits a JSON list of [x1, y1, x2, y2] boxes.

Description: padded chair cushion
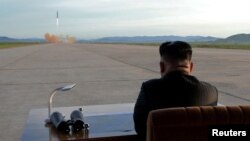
[[147, 105, 250, 141]]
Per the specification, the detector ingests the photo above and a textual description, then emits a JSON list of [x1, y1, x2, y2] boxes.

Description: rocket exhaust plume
[[44, 33, 60, 43], [44, 33, 76, 43]]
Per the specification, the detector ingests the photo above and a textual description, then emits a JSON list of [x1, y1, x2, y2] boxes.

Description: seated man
[[133, 41, 218, 140]]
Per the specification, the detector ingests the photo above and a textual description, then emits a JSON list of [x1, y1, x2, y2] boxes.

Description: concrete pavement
[[0, 43, 250, 140]]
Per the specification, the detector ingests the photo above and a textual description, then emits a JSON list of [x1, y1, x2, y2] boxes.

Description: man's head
[[159, 41, 193, 76]]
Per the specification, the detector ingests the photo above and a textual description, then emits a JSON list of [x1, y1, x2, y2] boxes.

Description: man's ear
[[160, 61, 165, 74], [190, 62, 194, 73]]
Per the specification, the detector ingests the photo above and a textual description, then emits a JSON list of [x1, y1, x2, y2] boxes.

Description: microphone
[[45, 84, 76, 123]]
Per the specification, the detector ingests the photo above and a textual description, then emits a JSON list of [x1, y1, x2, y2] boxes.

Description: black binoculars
[[50, 109, 89, 133]]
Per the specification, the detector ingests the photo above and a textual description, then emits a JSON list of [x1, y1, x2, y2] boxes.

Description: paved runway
[[0, 43, 250, 140]]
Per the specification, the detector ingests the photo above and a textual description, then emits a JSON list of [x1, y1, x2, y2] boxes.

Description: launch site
[[1, 0, 250, 141]]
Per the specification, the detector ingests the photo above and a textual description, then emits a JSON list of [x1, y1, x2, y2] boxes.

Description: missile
[[56, 11, 59, 26]]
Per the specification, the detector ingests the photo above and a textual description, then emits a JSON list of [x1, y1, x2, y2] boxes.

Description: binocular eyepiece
[[70, 110, 85, 132], [50, 112, 70, 133], [50, 109, 87, 133]]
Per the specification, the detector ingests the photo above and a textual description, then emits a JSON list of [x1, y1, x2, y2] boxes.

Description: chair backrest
[[146, 105, 250, 141]]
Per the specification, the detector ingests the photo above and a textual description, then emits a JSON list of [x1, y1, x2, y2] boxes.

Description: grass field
[[123, 42, 250, 50], [2, 42, 250, 50], [191, 43, 250, 50], [0, 42, 41, 49]]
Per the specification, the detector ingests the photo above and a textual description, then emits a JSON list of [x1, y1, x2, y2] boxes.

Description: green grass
[[0, 42, 41, 49], [3, 42, 250, 50], [191, 43, 250, 50], [122, 42, 250, 50]]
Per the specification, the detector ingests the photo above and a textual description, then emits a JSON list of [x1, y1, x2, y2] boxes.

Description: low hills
[[215, 33, 250, 43], [86, 35, 220, 43], [1, 33, 250, 44]]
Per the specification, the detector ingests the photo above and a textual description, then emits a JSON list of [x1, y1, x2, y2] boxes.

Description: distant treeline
[[0, 42, 41, 49]]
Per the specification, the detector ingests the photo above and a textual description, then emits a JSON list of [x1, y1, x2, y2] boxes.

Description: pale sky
[[1, 0, 250, 39]]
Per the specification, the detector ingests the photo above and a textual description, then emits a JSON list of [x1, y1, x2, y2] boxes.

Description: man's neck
[[169, 67, 190, 74], [162, 69, 190, 78]]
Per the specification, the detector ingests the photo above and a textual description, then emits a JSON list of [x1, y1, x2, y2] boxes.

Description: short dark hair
[[159, 41, 192, 62]]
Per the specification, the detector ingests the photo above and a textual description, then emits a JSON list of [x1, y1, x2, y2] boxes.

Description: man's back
[[133, 41, 218, 140], [133, 71, 218, 140], [143, 71, 217, 108]]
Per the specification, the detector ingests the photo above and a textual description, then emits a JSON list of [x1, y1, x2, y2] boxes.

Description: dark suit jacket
[[133, 71, 218, 140]]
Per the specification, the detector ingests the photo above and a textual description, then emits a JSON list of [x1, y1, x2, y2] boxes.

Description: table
[[21, 103, 137, 141]]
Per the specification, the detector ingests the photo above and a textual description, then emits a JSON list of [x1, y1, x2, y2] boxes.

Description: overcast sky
[[1, 0, 250, 39]]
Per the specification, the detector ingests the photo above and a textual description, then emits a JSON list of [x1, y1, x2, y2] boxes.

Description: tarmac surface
[[0, 43, 250, 140]]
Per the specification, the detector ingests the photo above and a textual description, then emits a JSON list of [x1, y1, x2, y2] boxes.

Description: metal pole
[[48, 90, 57, 119]]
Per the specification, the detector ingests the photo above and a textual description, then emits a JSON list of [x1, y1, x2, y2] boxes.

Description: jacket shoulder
[[200, 81, 218, 92], [142, 78, 164, 88]]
